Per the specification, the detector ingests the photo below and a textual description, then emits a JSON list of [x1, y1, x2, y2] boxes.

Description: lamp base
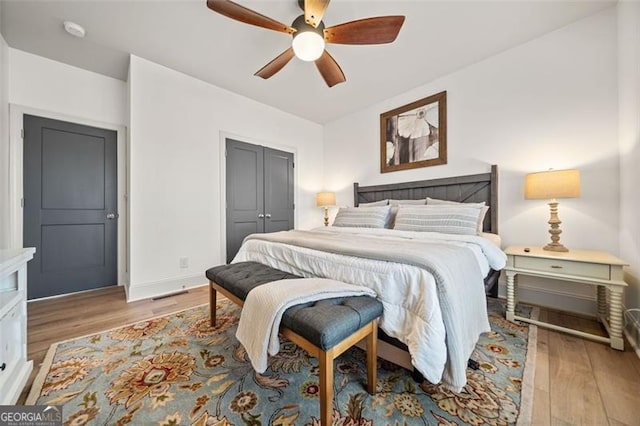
[[544, 200, 569, 252], [543, 242, 569, 252]]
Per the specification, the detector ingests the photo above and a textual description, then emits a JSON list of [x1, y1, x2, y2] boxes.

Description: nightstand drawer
[[514, 256, 610, 280]]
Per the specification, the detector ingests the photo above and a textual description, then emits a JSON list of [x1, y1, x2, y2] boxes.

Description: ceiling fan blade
[[206, 0, 295, 34], [314, 50, 345, 88], [255, 48, 295, 79], [304, 0, 330, 28], [324, 16, 405, 45]]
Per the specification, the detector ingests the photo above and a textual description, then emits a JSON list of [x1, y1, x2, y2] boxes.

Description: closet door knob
[[258, 213, 265, 218], [265, 214, 272, 218], [0, 362, 6, 371]]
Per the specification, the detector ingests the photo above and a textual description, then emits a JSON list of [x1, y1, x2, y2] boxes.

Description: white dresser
[[0, 248, 35, 404]]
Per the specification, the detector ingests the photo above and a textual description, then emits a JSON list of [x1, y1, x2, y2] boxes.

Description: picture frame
[[380, 90, 447, 173]]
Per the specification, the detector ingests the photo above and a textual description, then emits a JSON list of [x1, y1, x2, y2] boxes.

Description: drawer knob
[[0, 362, 5, 371], [551, 265, 563, 269]]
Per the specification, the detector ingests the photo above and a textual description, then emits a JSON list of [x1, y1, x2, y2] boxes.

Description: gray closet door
[[264, 147, 294, 233], [226, 139, 294, 263], [226, 140, 265, 263], [23, 115, 118, 300]]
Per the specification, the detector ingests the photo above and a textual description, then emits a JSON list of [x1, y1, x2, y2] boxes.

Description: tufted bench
[[205, 261, 382, 426]]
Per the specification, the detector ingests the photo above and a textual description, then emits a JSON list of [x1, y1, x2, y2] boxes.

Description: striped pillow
[[333, 206, 391, 228], [387, 199, 427, 228], [393, 205, 483, 235], [426, 197, 489, 233]]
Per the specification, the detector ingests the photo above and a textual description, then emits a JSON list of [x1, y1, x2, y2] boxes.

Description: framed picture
[[380, 91, 447, 173]]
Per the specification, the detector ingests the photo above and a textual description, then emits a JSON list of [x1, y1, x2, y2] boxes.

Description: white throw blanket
[[236, 278, 377, 373]]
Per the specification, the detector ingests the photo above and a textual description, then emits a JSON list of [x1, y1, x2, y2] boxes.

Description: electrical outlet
[[179, 257, 189, 269]]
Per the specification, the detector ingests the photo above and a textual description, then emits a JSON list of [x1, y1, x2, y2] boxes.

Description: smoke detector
[[63, 21, 86, 38]]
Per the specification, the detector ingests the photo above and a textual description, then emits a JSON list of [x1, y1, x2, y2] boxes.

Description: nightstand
[[504, 246, 628, 350]]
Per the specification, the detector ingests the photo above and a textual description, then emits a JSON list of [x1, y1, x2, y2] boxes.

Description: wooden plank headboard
[[353, 165, 499, 234]]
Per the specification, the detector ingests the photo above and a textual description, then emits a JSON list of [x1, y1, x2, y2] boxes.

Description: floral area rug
[[27, 298, 536, 425]]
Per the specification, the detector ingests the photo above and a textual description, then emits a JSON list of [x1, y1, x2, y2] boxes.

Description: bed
[[232, 165, 506, 391]]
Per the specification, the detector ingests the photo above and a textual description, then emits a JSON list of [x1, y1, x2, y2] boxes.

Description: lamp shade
[[316, 192, 336, 207], [525, 169, 581, 200]]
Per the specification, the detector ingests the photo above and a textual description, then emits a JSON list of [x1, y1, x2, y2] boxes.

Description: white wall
[[8, 49, 127, 125], [324, 8, 619, 314], [127, 55, 323, 301], [618, 0, 640, 346], [0, 29, 9, 249]]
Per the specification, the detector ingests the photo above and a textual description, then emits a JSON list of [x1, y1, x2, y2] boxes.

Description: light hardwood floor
[[22, 286, 640, 424]]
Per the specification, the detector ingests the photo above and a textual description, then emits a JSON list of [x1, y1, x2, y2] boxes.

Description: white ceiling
[[1, 0, 615, 124]]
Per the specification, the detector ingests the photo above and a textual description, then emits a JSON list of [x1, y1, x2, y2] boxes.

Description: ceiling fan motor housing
[[291, 14, 325, 37]]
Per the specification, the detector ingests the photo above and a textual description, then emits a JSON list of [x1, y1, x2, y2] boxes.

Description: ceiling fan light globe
[[292, 31, 325, 61]]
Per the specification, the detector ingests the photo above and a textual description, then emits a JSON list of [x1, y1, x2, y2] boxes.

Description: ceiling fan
[[206, 0, 405, 87]]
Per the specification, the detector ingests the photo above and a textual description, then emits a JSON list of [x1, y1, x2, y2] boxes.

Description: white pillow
[[333, 205, 390, 228], [426, 197, 489, 233], [393, 205, 484, 235], [359, 199, 389, 207]]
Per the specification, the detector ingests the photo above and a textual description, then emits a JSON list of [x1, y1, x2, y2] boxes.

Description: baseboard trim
[[624, 328, 640, 360], [126, 274, 207, 302], [498, 282, 596, 317], [623, 306, 640, 360], [498, 282, 596, 301]]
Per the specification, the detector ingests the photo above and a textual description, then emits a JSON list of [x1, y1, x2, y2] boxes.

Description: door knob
[[265, 214, 272, 218], [258, 213, 265, 218], [107, 213, 119, 220]]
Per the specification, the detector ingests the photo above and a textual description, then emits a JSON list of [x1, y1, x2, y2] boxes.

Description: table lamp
[[525, 169, 580, 252], [316, 192, 336, 226]]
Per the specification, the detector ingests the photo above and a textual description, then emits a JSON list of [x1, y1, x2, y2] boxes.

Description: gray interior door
[[226, 139, 294, 263], [23, 114, 118, 300]]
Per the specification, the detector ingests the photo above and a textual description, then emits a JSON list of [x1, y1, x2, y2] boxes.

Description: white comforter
[[233, 227, 507, 390]]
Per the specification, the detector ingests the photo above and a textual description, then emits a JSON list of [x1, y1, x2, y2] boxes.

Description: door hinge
[[292, 203, 295, 209], [21, 129, 24, 139], [20, 198, 24, 208], [292, 162, 295, 168]]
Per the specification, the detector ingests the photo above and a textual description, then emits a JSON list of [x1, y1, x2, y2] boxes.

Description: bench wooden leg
[[319, 349, 334, 426], [366, 320, 378, 395], [209, 281, 217, 327]]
